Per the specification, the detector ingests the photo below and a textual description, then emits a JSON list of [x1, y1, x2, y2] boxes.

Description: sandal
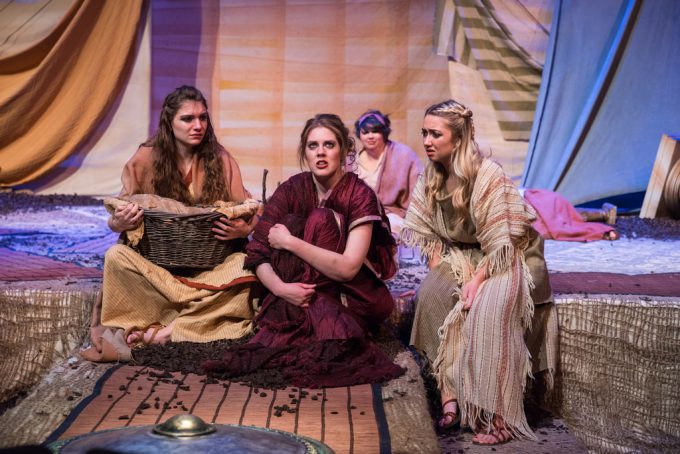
[[472, 427, 512, 446], [438, 399, 460, 430], [124, 323, 164, 347]]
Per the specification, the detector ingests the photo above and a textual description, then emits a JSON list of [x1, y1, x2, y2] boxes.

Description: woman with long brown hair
[[402, 100, 557, 445], [84, 86, 257, 361]]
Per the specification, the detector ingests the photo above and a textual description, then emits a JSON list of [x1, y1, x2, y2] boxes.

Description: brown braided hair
[[422, 99, 486, 228]]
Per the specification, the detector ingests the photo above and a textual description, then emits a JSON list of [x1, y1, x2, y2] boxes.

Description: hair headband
[[358, 113, 386, 127]]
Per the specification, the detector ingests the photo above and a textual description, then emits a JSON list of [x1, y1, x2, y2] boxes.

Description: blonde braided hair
[[423, 99, 486, 228]]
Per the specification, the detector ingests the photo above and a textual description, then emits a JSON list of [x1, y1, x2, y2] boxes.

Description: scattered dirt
[[131, 327, 404, 390], [0, 190, 100, 215], [615, 215, 680, 240]]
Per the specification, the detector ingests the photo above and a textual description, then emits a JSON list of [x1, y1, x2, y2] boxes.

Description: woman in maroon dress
[[204, 114, 404, 387]]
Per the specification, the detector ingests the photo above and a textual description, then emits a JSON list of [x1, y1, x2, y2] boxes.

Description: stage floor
[[1, 197, 679, 453]]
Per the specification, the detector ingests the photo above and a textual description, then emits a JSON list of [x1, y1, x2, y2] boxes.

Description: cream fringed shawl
[[401, 159, 543, 440], [401, 159, 537, 288]]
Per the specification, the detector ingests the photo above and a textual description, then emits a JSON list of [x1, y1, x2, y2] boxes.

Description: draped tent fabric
[[211, 0, 450, 198], [150, 0, 219, 138], [523, 0, 680, 205], [1, 0, 451, 196], [434, 0, 552, 141], [0, 0, 147, 187]]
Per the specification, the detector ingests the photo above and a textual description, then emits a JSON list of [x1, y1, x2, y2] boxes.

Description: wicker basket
[[135, 210, 235, 270]]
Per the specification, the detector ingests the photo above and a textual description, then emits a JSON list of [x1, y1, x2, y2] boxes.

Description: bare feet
[[125, 324, 171, 346]]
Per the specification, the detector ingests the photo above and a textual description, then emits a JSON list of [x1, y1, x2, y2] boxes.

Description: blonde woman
[[401, 100, 557, 445]]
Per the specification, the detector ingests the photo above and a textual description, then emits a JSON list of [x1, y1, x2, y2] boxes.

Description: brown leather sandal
[[438, 399, 460, 430], [472, 427, 512, 445]]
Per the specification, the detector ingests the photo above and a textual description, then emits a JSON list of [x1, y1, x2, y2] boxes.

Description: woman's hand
[[428, 243, 443, 271], [276, 282, 316, 308], [268, 224, 293, 250], [461, 267, 487, 310], [213, 217, 251, 240], [108, 203, 143, 233]]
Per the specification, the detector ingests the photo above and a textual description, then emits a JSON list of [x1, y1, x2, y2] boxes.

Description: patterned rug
[[46, 365, 392, 454]]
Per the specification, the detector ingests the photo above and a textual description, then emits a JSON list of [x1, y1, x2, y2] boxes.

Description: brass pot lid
[[48, 414, 334, 454], [152, 414, 216, 437]]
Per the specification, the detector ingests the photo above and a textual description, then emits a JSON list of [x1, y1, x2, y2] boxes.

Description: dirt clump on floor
[[0, 190, 100, 215], [131, 327, 404, 390], [615, 215, 680, 240]]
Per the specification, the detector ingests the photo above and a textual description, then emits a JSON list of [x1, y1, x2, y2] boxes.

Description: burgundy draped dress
[[203, 172, 405, 387]]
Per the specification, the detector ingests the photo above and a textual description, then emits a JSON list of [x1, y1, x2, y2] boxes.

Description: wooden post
[[640, 134, 680, 218]]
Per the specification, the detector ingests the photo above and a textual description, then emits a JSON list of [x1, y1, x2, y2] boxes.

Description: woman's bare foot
[[603, 230, 619, 241], [126, 323, 172, 346]]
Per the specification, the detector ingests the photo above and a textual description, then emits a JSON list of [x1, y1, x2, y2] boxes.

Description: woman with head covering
[[349, 110, 423, 235]]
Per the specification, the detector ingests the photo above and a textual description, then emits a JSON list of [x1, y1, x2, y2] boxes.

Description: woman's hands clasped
[[277, 282, 316, 308], [267, 223, 314, 307], [109, 203, 143, 233]]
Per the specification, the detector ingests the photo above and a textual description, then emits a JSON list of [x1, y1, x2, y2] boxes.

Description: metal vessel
[[48, 414, 334, 453]]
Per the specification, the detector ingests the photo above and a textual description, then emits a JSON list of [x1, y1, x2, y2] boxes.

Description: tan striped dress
[[401, 159, 558, 440], [83, 146, 259, 363]]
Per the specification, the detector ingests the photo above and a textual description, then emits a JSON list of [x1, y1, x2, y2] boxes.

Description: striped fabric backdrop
[[435, 0, 552, 141]]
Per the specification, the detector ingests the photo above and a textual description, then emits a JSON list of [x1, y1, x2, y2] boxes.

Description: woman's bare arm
[[268, 223, 373, 282]]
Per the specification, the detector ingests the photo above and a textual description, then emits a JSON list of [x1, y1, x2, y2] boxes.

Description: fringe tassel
[[440, 248, 475, 285], [432, 305, 465, 398], [477, 243, 514, 277], [520, 258, 536, 330], [461, 400, 538, 441], [399, 228, 444, 262]]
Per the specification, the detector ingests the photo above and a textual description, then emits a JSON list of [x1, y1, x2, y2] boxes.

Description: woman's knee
[[303, 208, 343, 249], [104, 244, 127, 266], [103, 244, 141, 274]]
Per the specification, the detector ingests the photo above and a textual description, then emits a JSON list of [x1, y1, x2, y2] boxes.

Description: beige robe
[[401, 159, 558, 440], [82, 146, 257, 362]]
